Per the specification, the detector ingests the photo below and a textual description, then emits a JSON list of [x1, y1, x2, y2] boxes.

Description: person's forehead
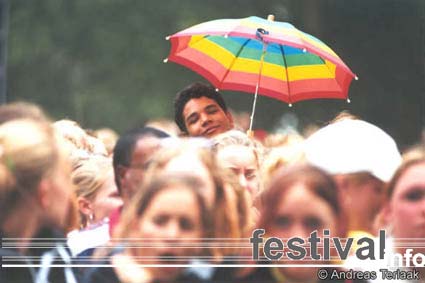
[[130, 136, 161, 163], [395, 163, 425, 191], [147, 187, 199, 213], [183, 97, 220, 115], [277, 184, 334, 214]]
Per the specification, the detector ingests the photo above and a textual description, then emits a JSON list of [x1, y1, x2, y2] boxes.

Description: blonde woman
[[144, 139, 252, 256], [213, 130, 264, 201], [0, 119, 76, 283], [84, 173, 212, 283], [67, 155, 122, 257]]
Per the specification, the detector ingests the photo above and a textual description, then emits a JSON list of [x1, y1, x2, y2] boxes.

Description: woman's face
[[91, 170, 122, 223], [216, 145, 260, 197], [136, 186, 203, 278], [46, 148, 75, 230], [388, 162, 425, 239], [267, 183, 338, 281], [268, 182, 338, 240]]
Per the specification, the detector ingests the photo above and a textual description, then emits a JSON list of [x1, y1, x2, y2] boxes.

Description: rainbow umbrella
[[165, 15, 357, 131]]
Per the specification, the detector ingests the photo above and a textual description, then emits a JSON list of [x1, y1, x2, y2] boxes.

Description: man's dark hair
[[174, 82, 228, 133], [112, 126, 169, 191]]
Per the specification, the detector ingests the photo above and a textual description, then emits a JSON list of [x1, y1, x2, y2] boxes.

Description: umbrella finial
[[267, 14, 275, 21], [289, 103, 293, 107]]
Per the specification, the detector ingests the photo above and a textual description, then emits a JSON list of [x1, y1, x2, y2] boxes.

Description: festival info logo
[[250, 229, 422, 281]]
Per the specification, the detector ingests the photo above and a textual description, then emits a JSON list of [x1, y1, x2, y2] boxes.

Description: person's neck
[[2, 205, 41, 253]]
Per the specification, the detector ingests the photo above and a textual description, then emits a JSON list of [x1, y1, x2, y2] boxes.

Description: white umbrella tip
[[163, 58, 168, 63], [302, 48, 307, 53], [289, 103, 293, 107], [354, 75, 359, 80], [215, 88, 219, 92], [347, 98, 351, 103], [165, 36, 171, 40]]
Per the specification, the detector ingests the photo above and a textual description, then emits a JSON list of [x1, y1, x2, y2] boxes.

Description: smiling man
[[174, 82, 234, 138]]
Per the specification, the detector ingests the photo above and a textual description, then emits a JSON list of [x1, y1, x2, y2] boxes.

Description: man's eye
[[187, 116, 198, 125], [206, 108, 218, 114]]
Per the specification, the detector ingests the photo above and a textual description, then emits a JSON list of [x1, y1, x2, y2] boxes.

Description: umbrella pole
[[248, 44, 267, 135], [248, 83, 260, 134]]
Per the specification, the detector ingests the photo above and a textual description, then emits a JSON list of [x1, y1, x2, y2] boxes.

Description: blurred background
[[1, 0, 424, 150]]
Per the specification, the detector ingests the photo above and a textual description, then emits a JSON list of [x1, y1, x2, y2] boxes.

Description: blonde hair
[[53, 119, 89, 151], [263, 132, 304, 148], [402, 142, 425, 162], [94, 128, 119, 156], [261, 143, 306, 187], [0, 119, 60, 224], [53, 119, 105, 155], [213, 130, 264, 166], [71, 155, 113, 225]]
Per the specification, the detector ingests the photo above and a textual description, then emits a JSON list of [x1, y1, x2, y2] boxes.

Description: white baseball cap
[[304, 119, 402, 182]]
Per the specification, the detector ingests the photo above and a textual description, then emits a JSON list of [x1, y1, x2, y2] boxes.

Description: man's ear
[[117, 165, 128, 186], [117, 164, 130, 202]]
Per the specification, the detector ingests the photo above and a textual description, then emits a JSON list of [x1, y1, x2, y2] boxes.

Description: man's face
[[182, 97, 233, 138], [334, 173, 385, 230], [121, 136, 161, 203]]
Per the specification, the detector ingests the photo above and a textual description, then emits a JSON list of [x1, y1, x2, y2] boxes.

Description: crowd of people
[[0, 82, 424, 283]]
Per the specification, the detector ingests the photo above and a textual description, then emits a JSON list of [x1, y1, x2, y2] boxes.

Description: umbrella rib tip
[[165, 36, 171, 40], [347, 98, 351, 103], [354, 75, 359, 80], [163, 58, 169, 63], [289, 103, 293, 107]]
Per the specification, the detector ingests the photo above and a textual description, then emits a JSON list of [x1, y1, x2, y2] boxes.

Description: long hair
[[258, 164, 345, 237], [0, 119, 60, 224]]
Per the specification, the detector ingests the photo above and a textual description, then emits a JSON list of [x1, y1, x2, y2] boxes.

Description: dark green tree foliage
[[6, 0, 424, 148]]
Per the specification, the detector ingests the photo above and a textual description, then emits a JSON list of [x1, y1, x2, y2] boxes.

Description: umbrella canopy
[[166, 16, 356, 104]]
